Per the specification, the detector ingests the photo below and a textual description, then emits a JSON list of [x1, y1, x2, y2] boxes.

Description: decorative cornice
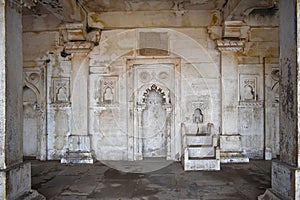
[[216, 39, 245, 52], [64, 41, 94, 54], [238, 101, 263, 107], [49, 102, 71, 108]]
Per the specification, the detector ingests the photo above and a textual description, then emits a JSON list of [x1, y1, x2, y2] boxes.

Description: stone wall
[[88, 28, 220, 161], [21, 3, 279, 162]]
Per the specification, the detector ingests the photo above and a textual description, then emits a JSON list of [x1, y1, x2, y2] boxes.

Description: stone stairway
[[182, 124, 220, 171]]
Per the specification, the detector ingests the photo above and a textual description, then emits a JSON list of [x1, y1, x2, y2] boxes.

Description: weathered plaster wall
[[236, 11, 279, 158], [21, 2, 280, 162]]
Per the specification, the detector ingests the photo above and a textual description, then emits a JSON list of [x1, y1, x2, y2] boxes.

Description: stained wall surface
[[22, 1, 279, 162]]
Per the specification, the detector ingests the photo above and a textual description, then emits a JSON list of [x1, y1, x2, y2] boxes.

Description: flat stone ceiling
[[23, 0, 227, 16], [80, 0, 227, 12]]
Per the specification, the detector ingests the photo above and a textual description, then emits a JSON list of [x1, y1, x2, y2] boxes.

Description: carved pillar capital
[[60, 23, 95, 55], [64, 41, 94, 54], [216, 39, 245, 52]]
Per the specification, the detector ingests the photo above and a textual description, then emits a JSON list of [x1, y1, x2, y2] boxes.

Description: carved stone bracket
[[217, 39, 245, 52]]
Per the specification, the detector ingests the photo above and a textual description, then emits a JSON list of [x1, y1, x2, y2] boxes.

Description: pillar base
[[0, 162, 45, 199], [220, 135, 249, 163], [265, 160, 300, 200], [61, 135, 95, 164]]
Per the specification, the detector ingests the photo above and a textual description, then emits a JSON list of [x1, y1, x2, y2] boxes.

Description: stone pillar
[[217, 40, 249, 163], [60, 41, 95, 164], [0, 1, 44, 199], [137, 105, 143, 160], [260, 1, 300, 199], [165, 106, 172, 160]]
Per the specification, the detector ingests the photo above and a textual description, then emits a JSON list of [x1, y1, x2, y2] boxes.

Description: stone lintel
[[217, 39, 245, 52]]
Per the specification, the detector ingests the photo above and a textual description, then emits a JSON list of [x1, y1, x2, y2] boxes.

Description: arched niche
[[23, 86, 39, 157], [141, 85, 169, 158], [23, 66, 47, 161]]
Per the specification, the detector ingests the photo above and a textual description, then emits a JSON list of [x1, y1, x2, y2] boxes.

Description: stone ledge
[[61, 152, 94, 164], [184, 159, 220, 171], [220, 156, 249, 163]]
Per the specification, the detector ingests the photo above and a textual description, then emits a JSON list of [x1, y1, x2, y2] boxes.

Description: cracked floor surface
[[30, 160, 271, 200]]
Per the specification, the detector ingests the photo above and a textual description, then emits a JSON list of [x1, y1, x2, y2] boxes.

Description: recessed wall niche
[[52, 77, 70, 103], [95, 76, 118, 106], [239, 74, 258, 101]]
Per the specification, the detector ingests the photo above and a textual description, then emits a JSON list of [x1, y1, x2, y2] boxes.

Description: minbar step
[[184, 159, 220, 171], [188, 146, 215, 158], [186, 135, 212, 146]]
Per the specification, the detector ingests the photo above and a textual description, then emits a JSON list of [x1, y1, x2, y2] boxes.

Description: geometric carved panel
[[52, 77, 70, 103]]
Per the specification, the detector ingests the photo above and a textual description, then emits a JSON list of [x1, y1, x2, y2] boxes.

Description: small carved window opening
[[103, 86, 114, 104], [56, 86, 68, 102]]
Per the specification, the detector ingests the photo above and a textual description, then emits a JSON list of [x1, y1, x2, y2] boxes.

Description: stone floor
[[30, 159, 271, 200]]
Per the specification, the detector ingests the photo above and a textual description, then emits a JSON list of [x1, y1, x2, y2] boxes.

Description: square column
[[260, 0, 300, 199], [0, 1, 44, 199], [61, 41, 95, 164], [217, 40, 249, 163]]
